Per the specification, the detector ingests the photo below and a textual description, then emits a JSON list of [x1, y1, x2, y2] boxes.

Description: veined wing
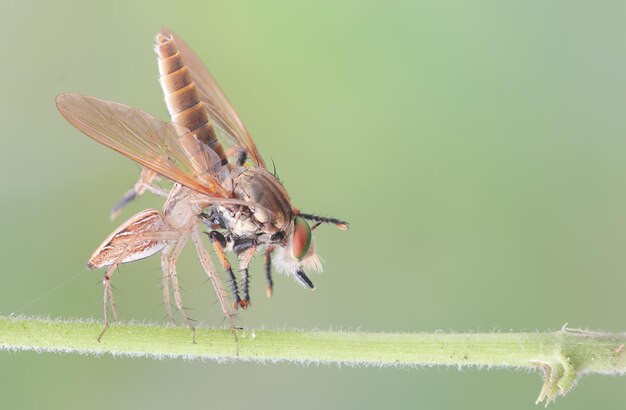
[[56, 93, 229, 198], [162, 29, 267, 169]]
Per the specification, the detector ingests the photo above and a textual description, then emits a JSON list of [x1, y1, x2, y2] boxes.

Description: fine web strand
[[14, 271, 85, 313]]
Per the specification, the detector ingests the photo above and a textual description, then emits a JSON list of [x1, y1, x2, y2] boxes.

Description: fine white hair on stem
[[2, 314, 626, 407]]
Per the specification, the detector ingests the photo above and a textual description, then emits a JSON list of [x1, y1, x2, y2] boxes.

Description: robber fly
[[56, 30, 348, 342]]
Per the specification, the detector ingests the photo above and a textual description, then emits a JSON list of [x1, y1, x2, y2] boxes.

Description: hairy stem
[[1, 315, 624, 406]]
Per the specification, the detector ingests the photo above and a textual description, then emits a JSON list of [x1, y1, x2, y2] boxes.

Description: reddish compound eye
[[292, 217, 312, 260]]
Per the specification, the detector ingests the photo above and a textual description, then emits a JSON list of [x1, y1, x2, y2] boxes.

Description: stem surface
[[1, 315, 625, 406]]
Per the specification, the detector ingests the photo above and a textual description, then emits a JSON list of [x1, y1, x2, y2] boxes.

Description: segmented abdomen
[[155, 33, 227, 165]]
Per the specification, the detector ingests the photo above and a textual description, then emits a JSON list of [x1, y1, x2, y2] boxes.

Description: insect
[[56, 30, 348, 342]]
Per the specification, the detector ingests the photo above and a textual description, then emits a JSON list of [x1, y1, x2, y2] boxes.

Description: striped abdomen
[[155, 33, 228, 166], [87, 209, 170, 269]]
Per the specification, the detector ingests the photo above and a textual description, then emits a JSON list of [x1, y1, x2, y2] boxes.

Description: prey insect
[[56, 30, 348, 343]]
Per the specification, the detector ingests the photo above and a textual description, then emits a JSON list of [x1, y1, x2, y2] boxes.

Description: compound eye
[[292, 217, 312, 260]]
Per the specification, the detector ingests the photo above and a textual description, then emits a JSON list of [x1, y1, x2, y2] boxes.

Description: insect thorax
[[203, 168, 294, 247]]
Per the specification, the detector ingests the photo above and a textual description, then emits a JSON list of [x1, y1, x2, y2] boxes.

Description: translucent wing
[[162, 29, 267, 168], [56, 93, 229, 198]]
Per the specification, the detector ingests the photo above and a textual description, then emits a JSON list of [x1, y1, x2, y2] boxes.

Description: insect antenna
[[298, 213, 349, 230]]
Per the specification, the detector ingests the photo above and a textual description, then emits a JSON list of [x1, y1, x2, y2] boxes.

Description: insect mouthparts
[[295, 269, 315, 290]]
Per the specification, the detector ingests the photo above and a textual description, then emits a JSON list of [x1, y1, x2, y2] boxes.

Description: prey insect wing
[[56, 93, 229, 198]]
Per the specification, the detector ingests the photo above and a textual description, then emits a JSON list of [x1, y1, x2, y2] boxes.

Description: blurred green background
[[2, 0, 626, 408]]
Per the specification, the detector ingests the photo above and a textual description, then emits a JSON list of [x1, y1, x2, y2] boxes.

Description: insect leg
[[191, 227, 239, 348], [97, 251, 125, 342], [208, 231, 241, 309], [236, 243, 257, 309], [87, 209, 177, 341], [160, 245, 174, 323], [233, 238, 257, 308], [110, 168, 169, 220], [264, 246, 275, 298], [166, 230, 196, 343]]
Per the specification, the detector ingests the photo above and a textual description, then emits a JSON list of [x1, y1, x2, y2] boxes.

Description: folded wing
[[162, 29, 267, 168]]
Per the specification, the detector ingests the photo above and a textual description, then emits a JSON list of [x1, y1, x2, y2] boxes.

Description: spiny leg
[[97, 234, 176, 341], [167, 230, 196, 343], [88, 209, 176, 341], [160, 245, 174, 323], [234, 239, 257, 309], [208, 231, 241, 309], [191, 227, 239, 352], [192, 228, 236, 322], [264, 246, 275, 298], [110, 168, 169, 220], [97, 250, 127, 342], [240, 268, 250, 309]]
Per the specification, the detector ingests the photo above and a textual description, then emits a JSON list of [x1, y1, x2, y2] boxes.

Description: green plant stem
[[1, 315, 625, 405]]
